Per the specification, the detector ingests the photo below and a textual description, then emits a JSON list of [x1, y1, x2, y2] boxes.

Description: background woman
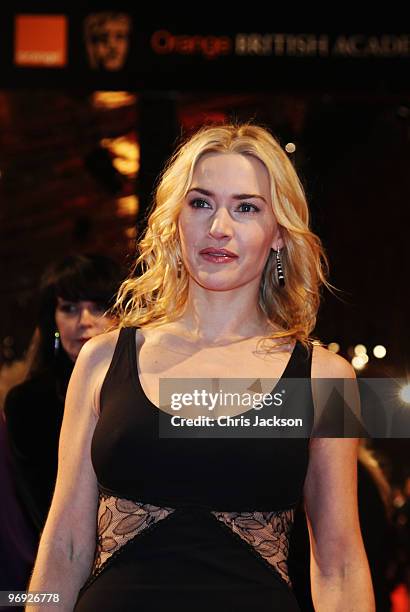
[[4, 253, 122, 535]]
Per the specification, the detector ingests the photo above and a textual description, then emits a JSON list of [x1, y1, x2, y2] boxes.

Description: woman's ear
[[271, 232, 284, 251]]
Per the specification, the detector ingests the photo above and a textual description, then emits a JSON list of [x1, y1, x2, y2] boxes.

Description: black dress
[[75, 327, 314, 611]]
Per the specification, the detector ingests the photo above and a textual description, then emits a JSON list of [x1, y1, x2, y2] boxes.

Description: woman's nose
[[208, 208, 232, 239], [78, 307, 95, 326]]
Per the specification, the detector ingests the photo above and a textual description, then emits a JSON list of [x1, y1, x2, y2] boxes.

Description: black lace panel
[[211, 509, 295, 585], [92, 491, 295, 586], [92, 491, 175, 574]]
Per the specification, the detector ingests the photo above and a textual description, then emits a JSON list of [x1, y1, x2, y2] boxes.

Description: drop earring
[[276, 247, 285, 287], [177, 257, 182, 279], [54, 331, 60, 355]]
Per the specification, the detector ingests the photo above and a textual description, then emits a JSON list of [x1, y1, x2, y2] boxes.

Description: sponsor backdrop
[[1, 11, 409, 91]]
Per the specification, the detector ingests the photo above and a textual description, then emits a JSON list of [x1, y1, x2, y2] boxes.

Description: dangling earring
[[276, 247, 285, 287], [177, 257, 182, 279], [54, 331, 60, 355]]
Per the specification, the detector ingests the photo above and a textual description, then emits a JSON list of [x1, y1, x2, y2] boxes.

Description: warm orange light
[[15, 15, 68, 67]]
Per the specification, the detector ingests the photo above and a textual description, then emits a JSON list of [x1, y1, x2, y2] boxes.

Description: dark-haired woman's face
[[55, 297, 114, 362]]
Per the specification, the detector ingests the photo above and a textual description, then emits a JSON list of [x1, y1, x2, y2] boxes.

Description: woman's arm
[[304, 348, 375, 611], [27, 331, 118, 611]]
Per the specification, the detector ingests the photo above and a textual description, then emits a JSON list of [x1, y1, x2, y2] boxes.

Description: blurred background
[[0, 9, 409, 610]]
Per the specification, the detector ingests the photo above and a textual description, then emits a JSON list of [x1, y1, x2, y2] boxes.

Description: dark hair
[[29, 253, 123, 386]]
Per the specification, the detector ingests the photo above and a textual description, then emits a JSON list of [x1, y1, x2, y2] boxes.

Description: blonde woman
[[28, 124, 374, 611]]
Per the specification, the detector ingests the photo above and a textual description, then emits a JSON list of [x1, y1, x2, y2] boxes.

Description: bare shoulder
[[311, 344, 356, 379], [73, 328, 122, 417], [310, 345, 360, 446], [77, 327, 121, 366]]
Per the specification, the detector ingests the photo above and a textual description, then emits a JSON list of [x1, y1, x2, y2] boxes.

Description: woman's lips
[[199, 249, 238, 264]]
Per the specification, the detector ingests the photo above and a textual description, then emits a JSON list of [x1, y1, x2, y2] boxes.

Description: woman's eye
[[237, 203, 260, 213], [189, 199, 259, 214], [189, 198, 211, 209], [91, 303, 107, 315], [59, 303, 78, 314]]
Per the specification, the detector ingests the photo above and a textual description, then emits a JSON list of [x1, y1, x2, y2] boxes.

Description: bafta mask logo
[[84, 12, 131, 71]]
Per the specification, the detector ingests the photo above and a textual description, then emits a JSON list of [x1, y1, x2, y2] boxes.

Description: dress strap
[[99, 327, 135, 415], [285, 340, 312, 379]]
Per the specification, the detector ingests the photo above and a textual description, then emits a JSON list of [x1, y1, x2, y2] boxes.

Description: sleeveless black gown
[[74, 327, 314, 611]]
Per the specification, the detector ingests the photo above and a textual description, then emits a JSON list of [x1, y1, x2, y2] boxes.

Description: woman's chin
[[190, 273, 246, 292]]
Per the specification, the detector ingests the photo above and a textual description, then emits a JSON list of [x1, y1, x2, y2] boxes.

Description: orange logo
[[15, 14, 68, 67]]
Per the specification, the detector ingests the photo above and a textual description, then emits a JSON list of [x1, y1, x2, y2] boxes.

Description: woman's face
[[178, 152, 282, 292], [55, 297, 114, 362]]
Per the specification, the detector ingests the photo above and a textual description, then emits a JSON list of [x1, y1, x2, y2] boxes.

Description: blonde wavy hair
[[113, 122, 332, 352]]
